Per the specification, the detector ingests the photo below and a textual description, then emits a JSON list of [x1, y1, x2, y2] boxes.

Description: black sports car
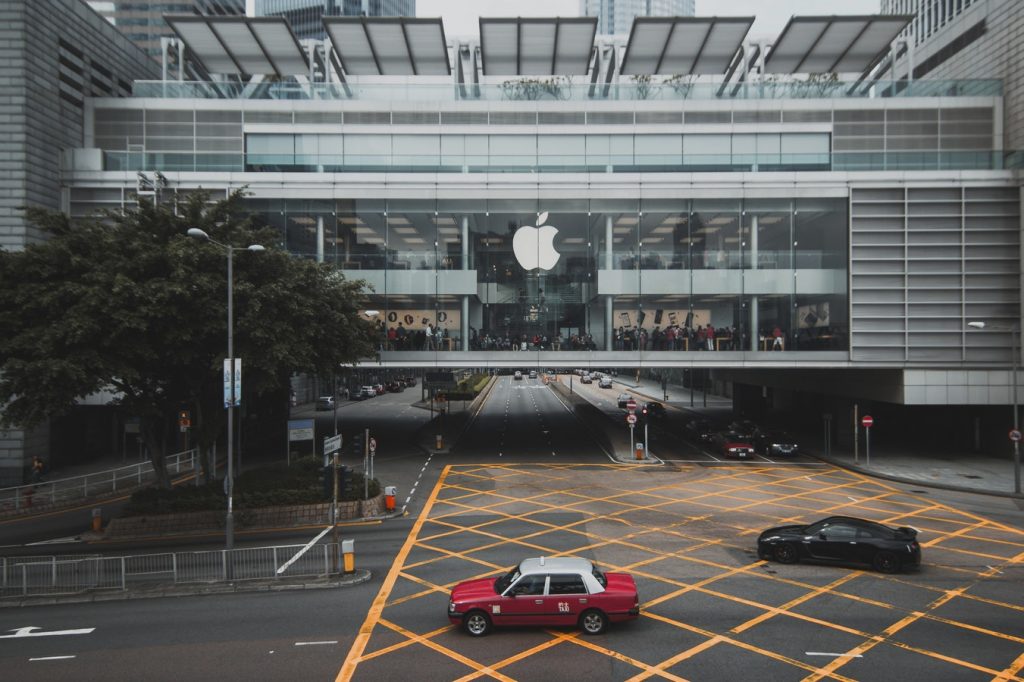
[[757, 516, 921, 573]]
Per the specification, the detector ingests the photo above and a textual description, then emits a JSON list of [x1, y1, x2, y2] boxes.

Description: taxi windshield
[[494, 567, 520, 594]]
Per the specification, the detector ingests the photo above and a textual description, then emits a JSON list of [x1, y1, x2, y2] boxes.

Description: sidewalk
[[618, 374, 1024, 500]]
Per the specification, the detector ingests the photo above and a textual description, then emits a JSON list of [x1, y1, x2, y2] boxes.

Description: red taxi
[[448, 556, 639, 636]]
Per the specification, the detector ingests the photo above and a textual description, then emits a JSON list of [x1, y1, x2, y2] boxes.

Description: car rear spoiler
[[895, 526, 919, 539]]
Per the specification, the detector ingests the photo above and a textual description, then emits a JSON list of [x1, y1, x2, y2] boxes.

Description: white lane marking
[[277, 525, 333, 574], [1, 627, 95, 639], [986, 566, 1004, 574], [805, 652, 863, 658], [30, 656, 77, 661], [295, 641, 338, 646], [848, 496, 859, 502]]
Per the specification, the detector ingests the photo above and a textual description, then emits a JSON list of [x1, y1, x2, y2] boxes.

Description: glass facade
[[247, 198, 848, 354]]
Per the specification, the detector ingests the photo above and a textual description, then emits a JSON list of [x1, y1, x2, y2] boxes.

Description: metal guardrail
[[0, 542, 340, 597], [0, 449, 198, 513]]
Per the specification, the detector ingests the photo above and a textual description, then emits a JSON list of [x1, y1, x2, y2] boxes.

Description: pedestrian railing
[[0, 449, 198, 513], [0, 542, 341, 597]]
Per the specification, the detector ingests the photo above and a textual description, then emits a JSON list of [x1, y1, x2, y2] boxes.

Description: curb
[[0, 569, 373, 608], [808, 452, 1024, 500]]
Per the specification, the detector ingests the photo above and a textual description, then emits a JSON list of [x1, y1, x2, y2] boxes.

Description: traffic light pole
[[363, 427, 370, 501]]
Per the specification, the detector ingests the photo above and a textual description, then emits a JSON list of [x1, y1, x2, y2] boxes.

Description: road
[[3, 375, 1024, 681]]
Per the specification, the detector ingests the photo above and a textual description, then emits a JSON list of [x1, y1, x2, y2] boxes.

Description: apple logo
[[512, 212, 561, 271]]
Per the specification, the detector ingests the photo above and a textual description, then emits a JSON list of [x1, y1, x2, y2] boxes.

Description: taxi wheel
[[773, 543, 799, 564], [463, 610, 492, 637], [579, 609, 607, 635], [873, 551, 901, 574]]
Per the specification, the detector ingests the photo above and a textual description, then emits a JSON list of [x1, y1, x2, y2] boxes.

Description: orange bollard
[[384, 486, 396, 512]]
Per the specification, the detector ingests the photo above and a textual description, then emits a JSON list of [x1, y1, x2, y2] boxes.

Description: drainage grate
[[911, 489, 927, 494], [961, 474, 982, 479]]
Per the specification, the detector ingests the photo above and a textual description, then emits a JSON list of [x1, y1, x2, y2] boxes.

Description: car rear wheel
[[773, 543, 799, 564], [463, 611, 492, 637], [579, 609, 607, 635], [872, 551, 901, 574]]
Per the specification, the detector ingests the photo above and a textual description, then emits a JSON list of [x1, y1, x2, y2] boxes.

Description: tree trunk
[[141, 419, 172, 489]]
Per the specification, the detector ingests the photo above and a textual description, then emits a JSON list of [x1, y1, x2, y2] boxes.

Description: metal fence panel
[[0, 542, 338, 598]]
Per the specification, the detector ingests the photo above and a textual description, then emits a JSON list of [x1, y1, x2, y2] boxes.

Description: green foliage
[[445, 373, 489, 401], [0, 190, 376, 486], [120, 455, 380, 516], [500, 77, 570, 100]]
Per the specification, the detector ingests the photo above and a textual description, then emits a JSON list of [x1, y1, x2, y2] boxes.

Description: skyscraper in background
[[254, 0, 416, 40], [86, 1, 246, 60], [580, 0, 695, 36]]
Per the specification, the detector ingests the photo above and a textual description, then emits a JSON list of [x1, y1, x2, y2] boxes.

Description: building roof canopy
[[764, 15, 913, 74], [480, 17, 597, 76], [166, 15, 308, 77], [621, 17, 754, 75], [323, 17, 450, 76]]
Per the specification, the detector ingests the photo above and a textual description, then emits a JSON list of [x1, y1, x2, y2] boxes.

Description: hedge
[[121, 456, 380, 517]]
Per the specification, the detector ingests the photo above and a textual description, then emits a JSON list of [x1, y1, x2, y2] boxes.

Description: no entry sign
[[1010, 428, 1022, 443], [861, 415, 874, 428]]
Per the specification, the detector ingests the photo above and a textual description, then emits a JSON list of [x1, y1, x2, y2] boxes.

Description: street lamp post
[[188, 228, 265, 552], [968, 320, 1021, 495]]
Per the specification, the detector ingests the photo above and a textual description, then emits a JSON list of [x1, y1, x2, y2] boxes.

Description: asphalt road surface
[[4, 377, 1024, 681]]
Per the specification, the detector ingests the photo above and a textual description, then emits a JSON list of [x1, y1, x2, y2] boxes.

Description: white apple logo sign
[[512, 212, 561, 271]]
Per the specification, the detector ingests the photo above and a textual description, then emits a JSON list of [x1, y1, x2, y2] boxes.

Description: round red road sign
[[626, 414, 637, 424], [1010, 429, 1022, 442], [861, 415, 874, 428]]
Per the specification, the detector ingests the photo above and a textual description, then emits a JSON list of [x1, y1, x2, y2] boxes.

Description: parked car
[[642, 401, 666, 419], [358, 386, 376, 400], [580, 373, 593, 384], [386, 381, 404, 393], [711, 431, 755, 459], [528, 370, 538, 379], [315, 396, 335, 411], [755, 430, 799, 457], [448, 556, 640, 637], [757, 516, 921, 573], [598, 376, 613, 389], [514, 371, 523, 380], [684, 418, 719, 443], [727, 419, 760, 440], [617, 393, 633, 409], [373, 384, 385, 395], [403, 376, 417, 387]]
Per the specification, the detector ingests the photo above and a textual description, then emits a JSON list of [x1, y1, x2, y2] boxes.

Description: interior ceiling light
[[651, 226, 675, 234], [613, 227, 633, 234], [392, 226, 417, 234], [403, 237, 427, 244], [388, 216, 410, 225]]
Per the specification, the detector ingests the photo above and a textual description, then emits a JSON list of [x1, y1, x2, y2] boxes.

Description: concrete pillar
[[750, 214, 758, 270], [461, 215, 470, 270], [461, 295, 470, 351], [605, 214, 614, 350], [749, 296, 759, 351], [316, 215, 325, 263]]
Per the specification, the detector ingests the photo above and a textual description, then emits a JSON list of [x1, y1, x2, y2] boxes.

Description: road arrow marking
[[1, 626, 95, 639], [31, 656, 77, 661]]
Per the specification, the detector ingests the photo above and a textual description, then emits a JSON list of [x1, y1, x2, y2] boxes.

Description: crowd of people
[[374, 319, 813, 352]]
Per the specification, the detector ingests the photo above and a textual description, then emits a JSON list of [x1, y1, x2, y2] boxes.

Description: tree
[[0, 189, 375, 487]]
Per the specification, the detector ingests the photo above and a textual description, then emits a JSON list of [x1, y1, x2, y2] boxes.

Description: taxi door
[[502, 575, 548, 625], [544, 574, 591, 626]]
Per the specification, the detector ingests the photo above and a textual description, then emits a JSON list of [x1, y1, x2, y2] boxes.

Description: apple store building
[[65, 14, 1022, 424]]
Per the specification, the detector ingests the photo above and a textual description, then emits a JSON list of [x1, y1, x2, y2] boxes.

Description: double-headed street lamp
[[967, 320, 1021, 495], [187, 227, 265, 550]]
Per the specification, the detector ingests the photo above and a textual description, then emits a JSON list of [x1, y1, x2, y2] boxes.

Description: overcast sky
[[420, 0, 882, 39]]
